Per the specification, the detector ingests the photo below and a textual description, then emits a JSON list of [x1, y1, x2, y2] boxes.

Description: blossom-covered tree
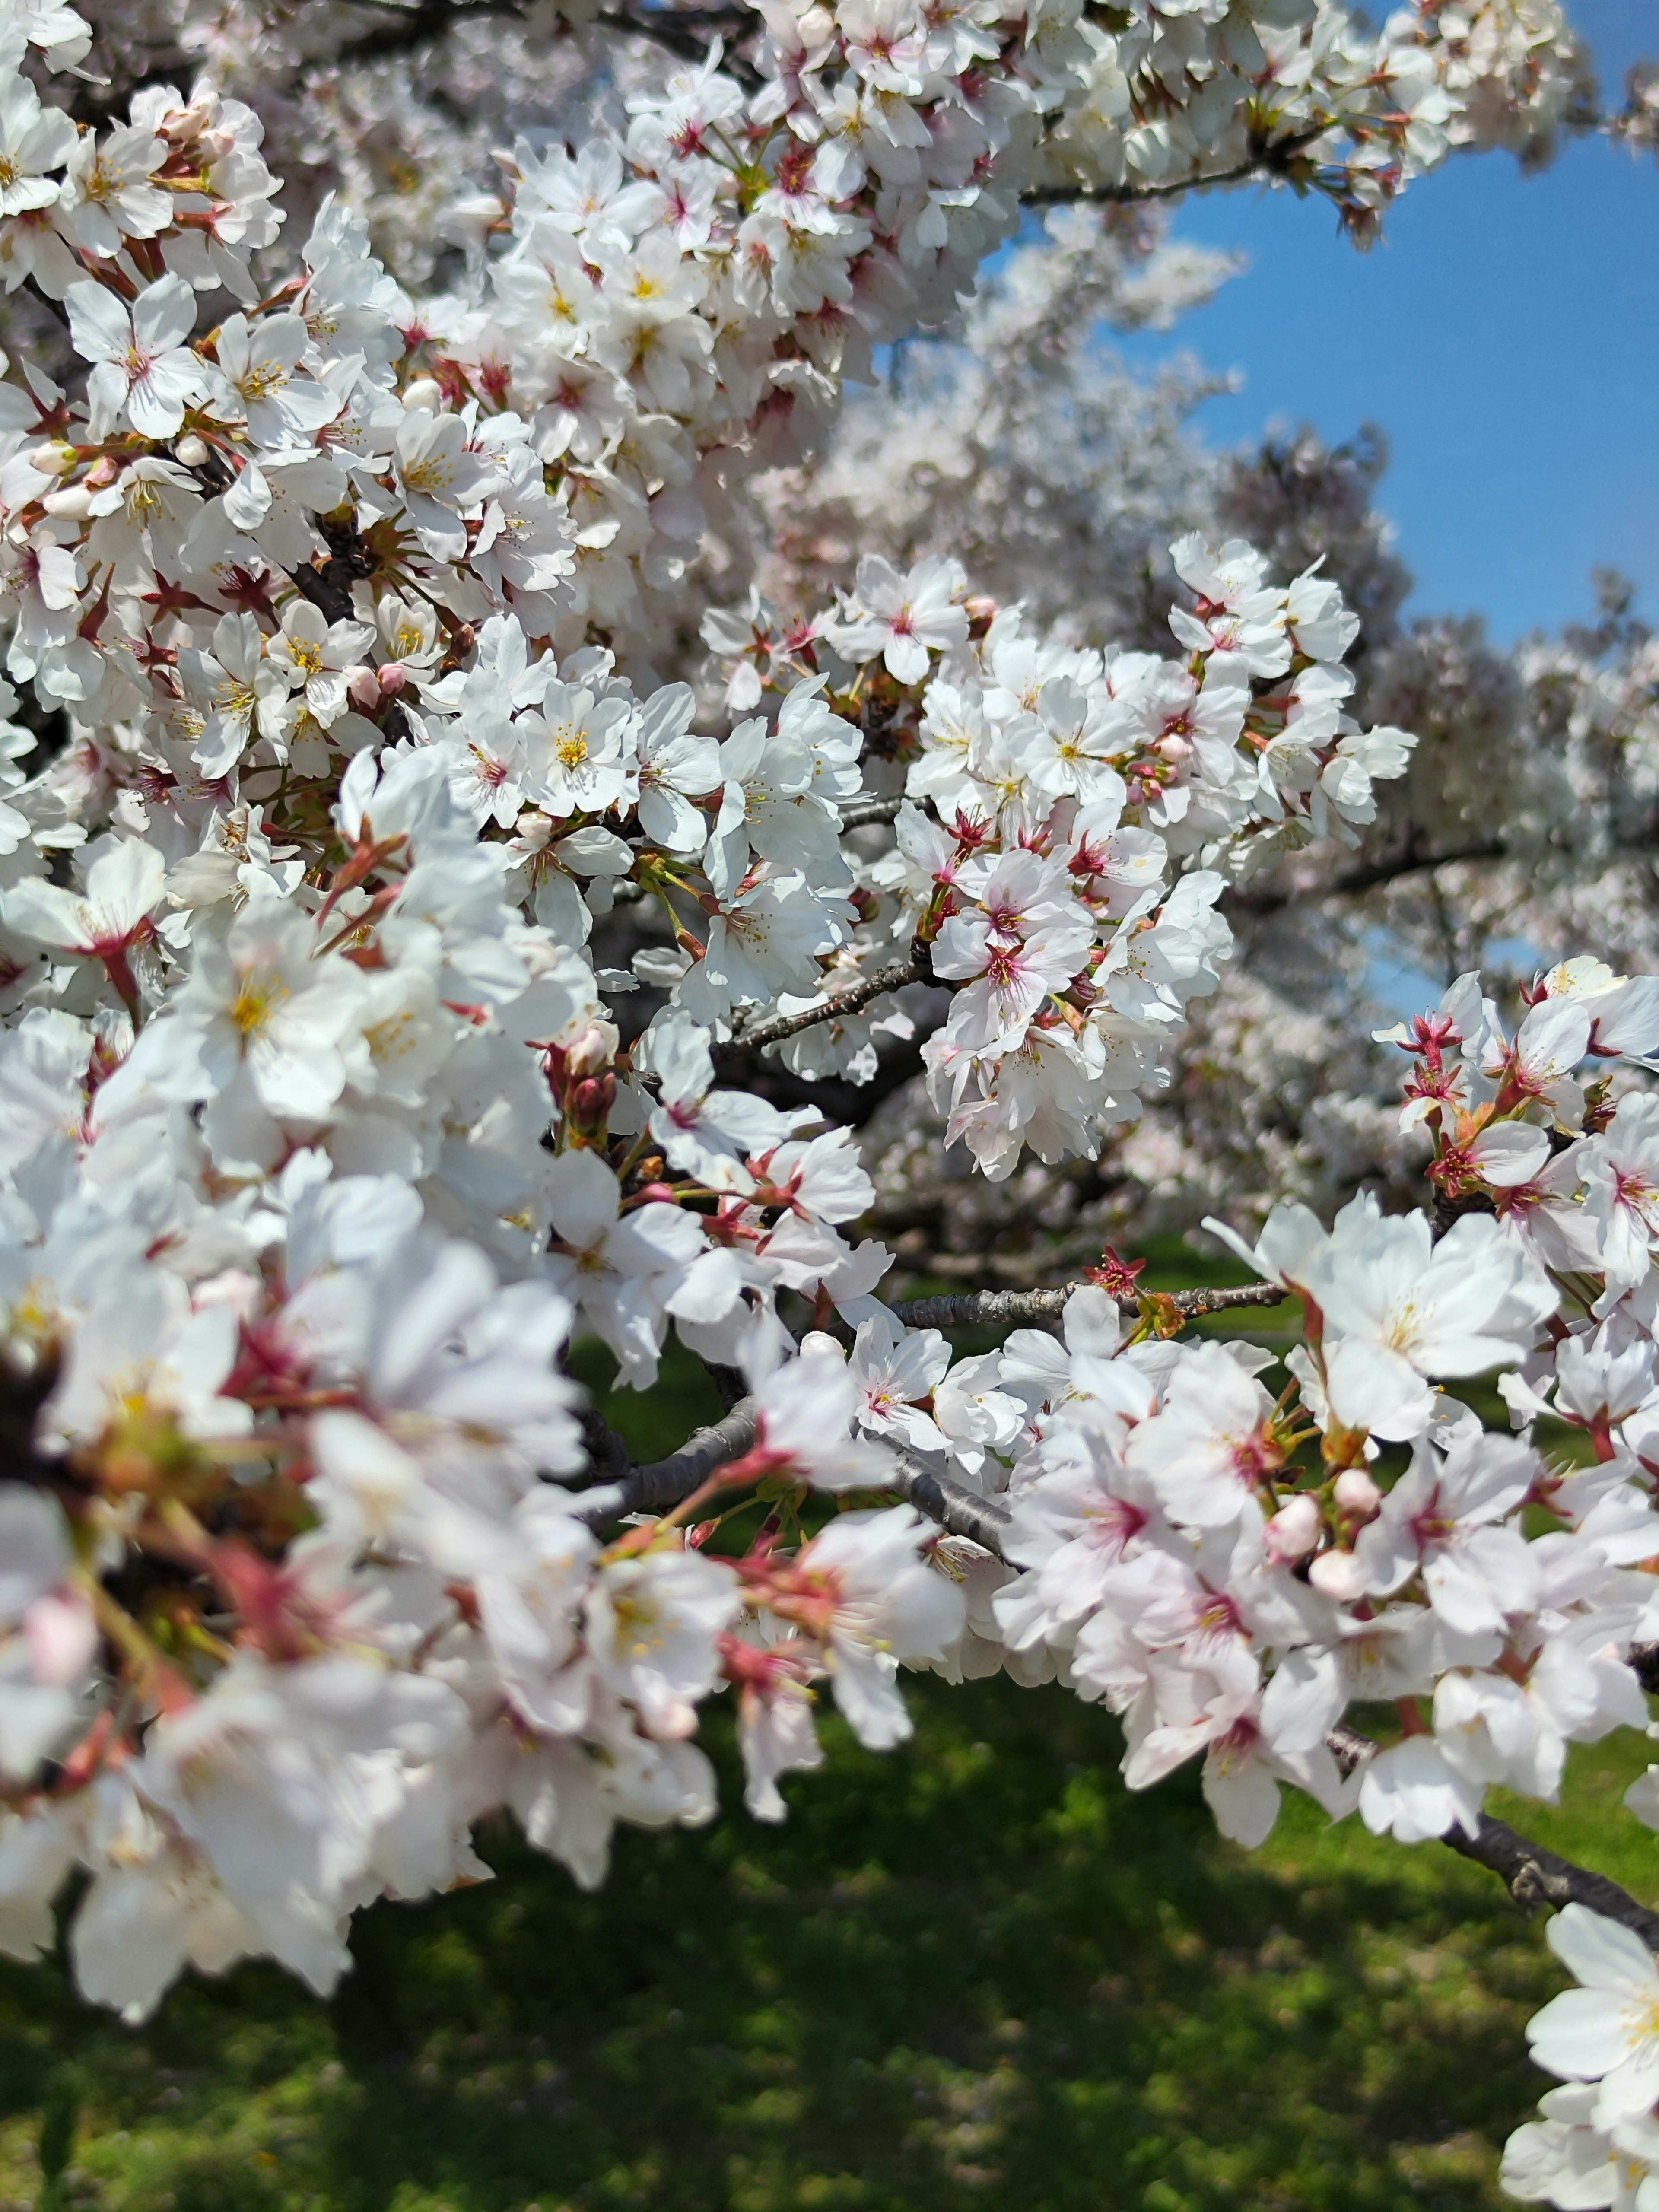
[[1, 0, 1658, 2193]]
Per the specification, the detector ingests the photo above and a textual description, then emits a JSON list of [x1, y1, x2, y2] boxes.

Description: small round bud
[[42, 485, 93, 520], [1157, 734, 1192, 763], [1265, 1493, 1321, 1564], [1334, 1468, 1382, 1518], [174, 433, 210, 467], [25, 442, 74, 478], [376, 661, 409, 697], [346, 665, 382, 712], [569, 1072, 616, 1133], [401, 378, 442, 413]]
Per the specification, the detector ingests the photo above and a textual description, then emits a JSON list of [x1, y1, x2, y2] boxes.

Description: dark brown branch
[[1227, 838, 1508, 918], [597, 4, 763, 87], [1328, 1722, 1659, 1950], [714, 951, 925, 1062], [1021, 126, 1327, 210], [839, 795, 904, 830], [882, 1444, 1013, 1552], [893, 1280, 1284, 1330], [575, 1397, 1011, 1552], [332, 0, 526, 68], [576, 1401, 761, 1527], [577, 1403, 632, 1488], [1442, 1813, 1659, 1947]]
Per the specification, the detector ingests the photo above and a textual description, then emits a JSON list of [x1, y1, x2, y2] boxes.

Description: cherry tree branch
[[892, 1280, 1285, 1329], [597, 4, 764, 86], [1227, 837, 1509, 918], [1020, 127, 1327, 210], [839, 795, 905, 830], [1443, 1814, 1659, 1948], [575, 1398, 1010, 1548], [1327, 1724, 1659, 1948], [332, 0, 528, 67], [713, 950, 927, 1062], [879, 1443, 1015, 1551], [576, 1401, 761, 1526]]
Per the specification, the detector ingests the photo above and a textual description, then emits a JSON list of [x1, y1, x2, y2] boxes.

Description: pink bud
[[25, 1592, 97, 1686], [1265, 1492, 1321, 1564], [564, 1021, 617, 1078], [1157, 734, 1192, 763], [376, 661, 409, 697], [1308, 1548, 1369, 1603], [1334, 1469, 1382, 1518], [346, 665, 382, 712]]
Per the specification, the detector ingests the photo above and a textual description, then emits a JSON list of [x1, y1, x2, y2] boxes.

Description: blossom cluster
[[0, 0, 1422, 2019], [3, 16, 1659, 2198], [1037, 0, 1592, 234]]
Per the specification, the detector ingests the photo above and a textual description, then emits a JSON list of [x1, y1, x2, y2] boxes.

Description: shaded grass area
[[0, 1688, 1653, 2212]]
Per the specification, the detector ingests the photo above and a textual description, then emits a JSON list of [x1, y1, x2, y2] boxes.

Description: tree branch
[[331, 0, 526, 68], [1227, 839, 1509, 918], [892, 1280, 1285, 1330], [597, 5, 763, 87], [713, 950, 926, 1062], [1021, 127, 1327, 210], [574, 1397, 1010, 1550], [1442, 1813, 1659, 1948], [1328, 1723, 1659, 1949], [839, 795, 904, 830], [575, 1400, 762, 1527], [881, 1442, 1014, 1551]]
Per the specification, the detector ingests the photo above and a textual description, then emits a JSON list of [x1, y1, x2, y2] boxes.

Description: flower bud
[[174, 432, 210, 467], [1264, 1492, 1321, 1564], [42, 485, 93, 519], [1157, 734, 1192, 762], [24, 1592, 97, 1686], [563, 1020, 618, 1079], [1334, 1468, 1382, 1518], [25, 442, 74, 477], [402, 378, 442, 412], [568, 1071, 616, 1135], [1308, 1547, 1369, 1602], [346, 665, 382, 712], [376, 660, 409, 697]]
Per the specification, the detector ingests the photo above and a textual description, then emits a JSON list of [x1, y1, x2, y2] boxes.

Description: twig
[[575, 1396, 1010, 1551], [1228, 838, 1509, 919], [713, 950, 925, 1062], [596, 6, 763, 89], [331, 0, 525, 67], [1442, 1813, 1659, 1948], [892, 1280, 1284, 1330], [1021, 126, 1328, 210], [839, 795, 904, 830], [1325, 1722, 1659, 1949]]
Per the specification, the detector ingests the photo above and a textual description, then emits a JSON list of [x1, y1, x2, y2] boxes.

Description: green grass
[[3, 1290, 1644, 2211], [1, 1691, 1653, 2212]]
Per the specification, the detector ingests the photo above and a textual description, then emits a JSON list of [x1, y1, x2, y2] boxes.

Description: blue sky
[[1118, 0, 1659, 642]]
